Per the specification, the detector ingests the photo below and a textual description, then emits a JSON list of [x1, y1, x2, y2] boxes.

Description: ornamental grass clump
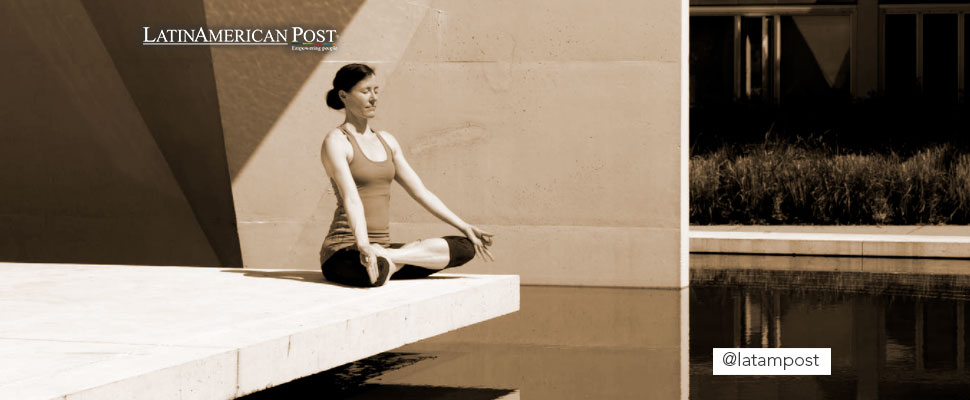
[[690, 144, 970, 225]]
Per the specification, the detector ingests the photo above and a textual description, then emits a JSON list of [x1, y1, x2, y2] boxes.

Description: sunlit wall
[[220, 0, 685, 287], [0, 0, 685, 287]]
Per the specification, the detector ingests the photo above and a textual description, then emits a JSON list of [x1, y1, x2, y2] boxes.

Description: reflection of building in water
[[691, 283, 970, 400], [730, 291, 968, 372], [690, 0, 970, 106]]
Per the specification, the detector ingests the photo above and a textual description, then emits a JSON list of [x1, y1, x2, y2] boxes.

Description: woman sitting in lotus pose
[[319, 63, 494, 287]]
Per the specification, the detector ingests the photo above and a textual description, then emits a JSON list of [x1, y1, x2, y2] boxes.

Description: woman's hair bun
[[327, 63, 375, 111], [326, 88, 344, 110]]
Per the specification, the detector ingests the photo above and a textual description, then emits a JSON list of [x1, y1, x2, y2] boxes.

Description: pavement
[[690, 225, 970, 258], [0, 263, 518, 400]]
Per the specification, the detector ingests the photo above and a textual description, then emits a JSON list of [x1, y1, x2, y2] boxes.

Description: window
[[689, 6, 854, 107], [739, 16, 775, 102], [690, 16, 735, 107], [691, 4, 970, 103], [924, 14, 958, 101], [881, 8, 968, 101], [885, 14, 917, 96], [964, 13, 969, 99], [780, 15, 852, 101]]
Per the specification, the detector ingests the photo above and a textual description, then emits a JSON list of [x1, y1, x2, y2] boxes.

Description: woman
[[320, 63, 494, 287]]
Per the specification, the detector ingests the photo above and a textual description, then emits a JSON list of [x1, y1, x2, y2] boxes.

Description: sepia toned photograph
[[0, 0, 684, 398], [2, 0, 968, 399], [690, 0, 970, 399]]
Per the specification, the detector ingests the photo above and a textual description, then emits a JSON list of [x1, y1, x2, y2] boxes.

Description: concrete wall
[[220, 0, 686, 287], [1, 0, 685, 286], [0, 0, 239, 266]]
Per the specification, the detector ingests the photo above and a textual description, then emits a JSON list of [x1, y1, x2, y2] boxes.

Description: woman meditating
[[320, 63, 494, 287]]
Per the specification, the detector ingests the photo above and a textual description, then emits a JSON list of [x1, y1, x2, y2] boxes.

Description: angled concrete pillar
[[80, 0, 242, 267], [0, 0, 233, 267]]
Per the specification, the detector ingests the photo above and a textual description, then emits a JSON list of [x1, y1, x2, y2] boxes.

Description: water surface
[[246, 257, 970, 399]]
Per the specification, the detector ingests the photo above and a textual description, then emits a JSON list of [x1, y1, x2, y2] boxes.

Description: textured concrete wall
[[0, 0, 239, 266], [0, 0, 683, 283], [221, 0, 686, 287]]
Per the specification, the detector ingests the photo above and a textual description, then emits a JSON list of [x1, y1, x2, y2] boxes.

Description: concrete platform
[[0, 263, 518, 400], [691, 225, 970, 258]]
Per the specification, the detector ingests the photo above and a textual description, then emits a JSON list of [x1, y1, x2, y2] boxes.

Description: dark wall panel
[[80, 0, 242, 266], [0, 0, 222, 266]]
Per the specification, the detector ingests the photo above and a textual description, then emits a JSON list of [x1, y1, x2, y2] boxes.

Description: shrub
[[690, 144, 970, 225]]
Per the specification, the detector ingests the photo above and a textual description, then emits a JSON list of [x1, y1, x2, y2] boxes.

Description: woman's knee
[[442, 236, 475, 267]]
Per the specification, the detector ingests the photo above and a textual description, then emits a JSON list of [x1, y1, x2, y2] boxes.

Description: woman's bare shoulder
[[323, 128, 351, 148], [321, 128, 353, 164], [376, 130, 402, 151]]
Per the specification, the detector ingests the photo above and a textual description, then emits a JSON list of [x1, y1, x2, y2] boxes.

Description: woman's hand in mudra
[[358, 244, 387, 284], [462, 225, 495, 262]]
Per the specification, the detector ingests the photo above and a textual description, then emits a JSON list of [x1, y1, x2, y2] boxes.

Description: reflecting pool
[[244, 257, 970, 399], [243, 285, 688, 399], [692, 267, 970, 400]]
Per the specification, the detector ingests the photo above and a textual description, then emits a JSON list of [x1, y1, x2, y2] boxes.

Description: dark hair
[[326, 63, 375, 110]]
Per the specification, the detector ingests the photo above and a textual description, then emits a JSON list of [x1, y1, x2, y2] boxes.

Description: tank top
[[321, 125, 396, 262]]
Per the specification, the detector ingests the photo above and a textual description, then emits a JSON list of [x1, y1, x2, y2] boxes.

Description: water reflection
[[238, 351, 518, 399], [244, 286, 689, 399], [378, 286, 689, 399], [244, 264, 970, 399], [691, 268, 970, 400]]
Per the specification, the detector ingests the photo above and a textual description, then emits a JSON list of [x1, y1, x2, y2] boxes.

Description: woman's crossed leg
[[321, 236, 476, 287]]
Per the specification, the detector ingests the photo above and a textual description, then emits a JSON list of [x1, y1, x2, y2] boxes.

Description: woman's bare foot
[[370, 244, 398, 278]]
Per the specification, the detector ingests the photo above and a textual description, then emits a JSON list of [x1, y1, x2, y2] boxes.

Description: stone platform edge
[[3, 272, 519, 400], [690, 229, 970, 259]]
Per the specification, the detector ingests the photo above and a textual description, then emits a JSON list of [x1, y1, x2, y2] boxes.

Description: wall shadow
[[201, 0, 365, 180], [80, 0, 242, 266], [0, 0, 367, 267], [0, 0, 221, 266]]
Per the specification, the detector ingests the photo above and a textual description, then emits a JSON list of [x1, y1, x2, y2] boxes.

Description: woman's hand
[[358, 244, 380, 284], [462, 225, 495, 262], [359, 244, 394, 284]]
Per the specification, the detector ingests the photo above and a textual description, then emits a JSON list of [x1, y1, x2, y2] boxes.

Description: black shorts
[[320, 235, 475, 288]]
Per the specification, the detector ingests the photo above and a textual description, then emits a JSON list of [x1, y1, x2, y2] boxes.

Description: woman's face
[[340, 74, 379, 119]]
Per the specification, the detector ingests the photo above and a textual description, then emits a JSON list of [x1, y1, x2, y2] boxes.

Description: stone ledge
[[0, 263, 518, 399], [691, 229, 970, 258]]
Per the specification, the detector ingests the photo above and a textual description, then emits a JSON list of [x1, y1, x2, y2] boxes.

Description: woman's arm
[[321, 130, 381, 274], [381, 132, 494, 260]]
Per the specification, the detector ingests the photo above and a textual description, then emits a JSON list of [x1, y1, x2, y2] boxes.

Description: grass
[[690, 143, 970, 225]]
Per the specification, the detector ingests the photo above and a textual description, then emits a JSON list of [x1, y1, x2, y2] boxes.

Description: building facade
[[690, 0, 970, 106]]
